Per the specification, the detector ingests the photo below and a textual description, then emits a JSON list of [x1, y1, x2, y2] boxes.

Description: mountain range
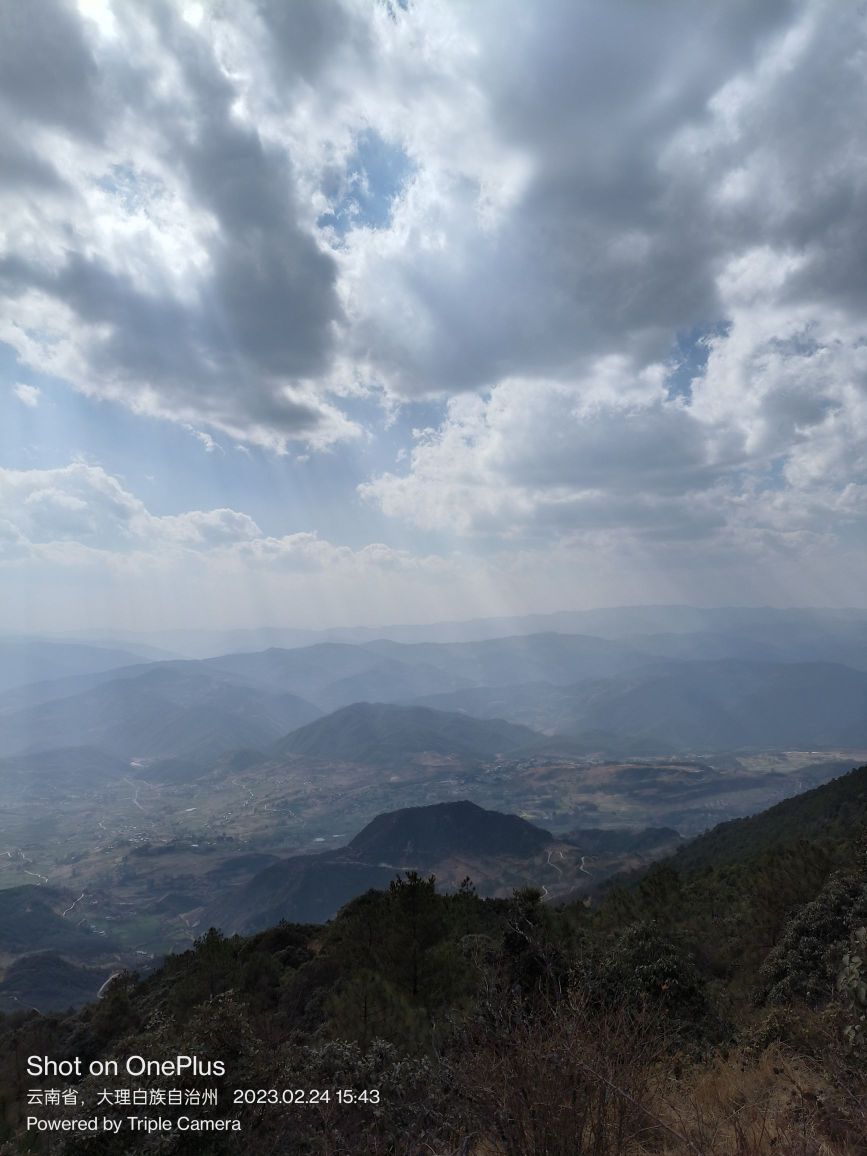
[[52, 604, 867, 660], [3, 609, 867, 767]]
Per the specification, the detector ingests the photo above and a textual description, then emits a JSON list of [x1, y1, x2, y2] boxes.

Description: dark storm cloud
[[252, 0, 373, 86], [346, 0, 804, 394], [0, 130, 65, 190], [0, 0, 347, 446], [0, 0, 101, 137]]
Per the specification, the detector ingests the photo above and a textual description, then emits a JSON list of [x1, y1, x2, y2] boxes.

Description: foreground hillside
[[1, 767, 865, 1153]]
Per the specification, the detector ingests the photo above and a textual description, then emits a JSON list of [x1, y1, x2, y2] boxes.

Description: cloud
[[0, 462, 449, 577], [360, 363, 727, 539], [12, 383, 40, 407], [336, 0, 810, 395], [1, 0, 866, 610], [0, 460, 468, 630], [352, 0, 867, 573], [0, 0, 353, 451]]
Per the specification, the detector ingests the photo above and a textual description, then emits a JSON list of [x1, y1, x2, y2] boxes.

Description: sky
[[1, 0, 866, 632]]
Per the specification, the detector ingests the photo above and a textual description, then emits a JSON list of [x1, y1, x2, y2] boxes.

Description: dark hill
[[273, 702, 540, 763], [0, 951, 113, 1012], [202, 857, 397, 935], [347, 800, 552, 861], [0, 886, 115, 957], [206, 801, 555, 934]]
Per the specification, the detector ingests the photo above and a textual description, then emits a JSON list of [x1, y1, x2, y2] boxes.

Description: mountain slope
[[359, 632, 661, 688], [204, 856, 397, 934], [273, 702, 540, 763], [204, 643, 473, 709], [597, 764, 867, 987], [0, 952, 114, 1013], [0, 638, 157, 695], [0, 885, 116, 957], [669, 762, 867, 875], [417, 659, 867, 750], [0, 746, 130, 791]]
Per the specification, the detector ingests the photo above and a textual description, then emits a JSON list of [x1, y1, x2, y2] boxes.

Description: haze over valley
[[0, 605, 864, 1011]]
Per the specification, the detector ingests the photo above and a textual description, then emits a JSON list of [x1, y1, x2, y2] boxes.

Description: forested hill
[[598, 764, 867, 987], [669, 762, 867, 874], [1, 771, 866, 1152]]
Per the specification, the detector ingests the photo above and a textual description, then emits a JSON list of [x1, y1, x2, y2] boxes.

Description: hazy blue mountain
[[0, 638, 161, 695], [273, 702, 540, 763], [6, 616, 867, 765], [413, 682, 567, 730], [0, 663, 155, 715], [205, 643, 474, 709], [71, 605, 867, 658], [558, 660, 867, 751], [195, 633, 663, 711], [358, 633, 662, 688], [0, 746, 130, 787], [616, 631, 790, 663], [0, 666, 321, 760], [415, 659, 867, 751]]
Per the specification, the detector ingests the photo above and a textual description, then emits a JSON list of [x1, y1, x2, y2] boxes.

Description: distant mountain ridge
[[0, 666, 321, 759], [414, 658, 867, 752], [0, 638, 165, 695], [4, 611, 867, 764], [59, 604, 867, 659]]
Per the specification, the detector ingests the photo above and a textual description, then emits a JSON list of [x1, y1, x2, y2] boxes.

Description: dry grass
[[654, 1046, 847, 1156], [450, 1001, 867, 1156]]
